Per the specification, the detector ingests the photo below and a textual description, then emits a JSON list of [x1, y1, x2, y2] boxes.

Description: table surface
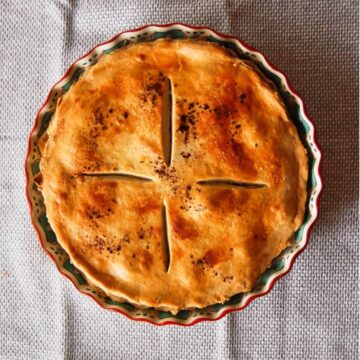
[[1, 1, 358, 359]]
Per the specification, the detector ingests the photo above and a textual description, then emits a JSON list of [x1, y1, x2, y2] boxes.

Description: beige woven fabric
[[0, 1, 358, 359]]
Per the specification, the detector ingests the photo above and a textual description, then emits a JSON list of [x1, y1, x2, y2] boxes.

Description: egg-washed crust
[[40, 39, 308, 314]]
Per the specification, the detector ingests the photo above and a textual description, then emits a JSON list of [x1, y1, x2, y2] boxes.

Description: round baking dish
[[25, 23, 322, 326]]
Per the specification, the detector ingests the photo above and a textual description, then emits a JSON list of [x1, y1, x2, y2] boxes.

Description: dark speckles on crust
[[146, 82, 162, 95], [213, 105, 237, 119], [191, 248, 234, 282], [89, 104, 134, 139], [106, 244, 122, 254], [87, 206, 113, 220], [138, 228, 145, 240], [220, 275, 234, 283], [180, 114, 187, 123], [176, 100, 213, 144], [91, 235, 125, 255], [91, 180, 116, 198], [150, 157, 180, 194], [80, 140, 100, 169], [89, 107, 108, 138], [180, 151, 191, 159], [178, 122, 189, 133], [136, 226, 155, 241], [177, 114, 191, 143], [192, 248, 232, 268], [140, 72, 167, 106], [84, 181, 117, 220], [93, 236, 106, 252], [122, 233, 131, 244], [93, 107, 105, 126]]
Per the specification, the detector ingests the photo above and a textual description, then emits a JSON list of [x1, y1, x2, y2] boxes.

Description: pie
[[39, 39, 308, 314]]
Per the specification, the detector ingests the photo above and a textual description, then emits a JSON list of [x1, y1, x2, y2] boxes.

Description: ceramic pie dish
[[25, 23, 322, 326]]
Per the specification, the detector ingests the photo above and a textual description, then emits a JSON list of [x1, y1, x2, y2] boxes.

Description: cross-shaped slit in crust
[[161, 77, 174, 167], [80, 77, 268, 272], [81, 172, 153, 182], [161, 202, 171, 272], [197, 179, 267, 189]]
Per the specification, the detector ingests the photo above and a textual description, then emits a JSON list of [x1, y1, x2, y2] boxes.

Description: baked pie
[[39, 39, 308, 314]]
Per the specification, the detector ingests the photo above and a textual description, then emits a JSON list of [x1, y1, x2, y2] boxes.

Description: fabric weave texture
[[0, 1, 358, 359]]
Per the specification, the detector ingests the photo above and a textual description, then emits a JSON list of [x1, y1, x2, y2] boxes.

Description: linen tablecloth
[[1, 1, 358, 359]]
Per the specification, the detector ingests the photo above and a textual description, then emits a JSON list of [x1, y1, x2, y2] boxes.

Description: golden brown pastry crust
[[40, 39, 308, 313]]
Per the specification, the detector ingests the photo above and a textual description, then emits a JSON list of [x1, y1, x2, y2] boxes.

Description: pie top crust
[[40, 39, 308, 313]]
